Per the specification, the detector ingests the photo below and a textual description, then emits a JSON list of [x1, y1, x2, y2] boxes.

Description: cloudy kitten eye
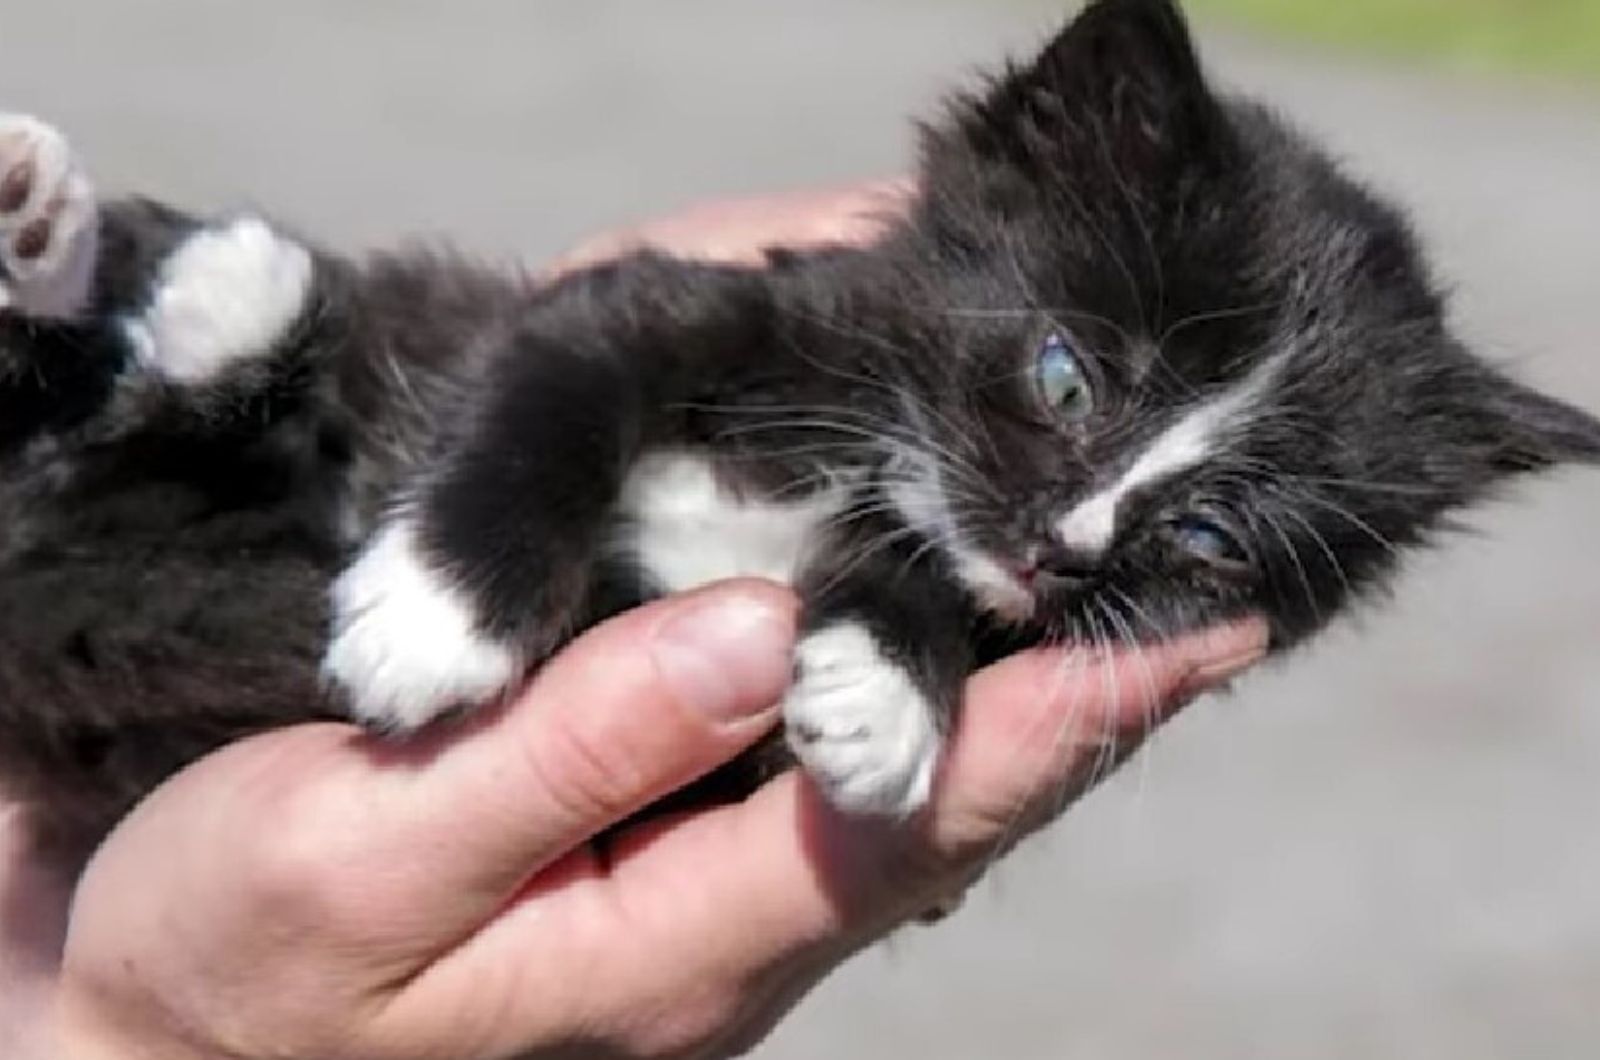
[[1035, 333, 1093, 422], [1171, 515, 1252, 571]]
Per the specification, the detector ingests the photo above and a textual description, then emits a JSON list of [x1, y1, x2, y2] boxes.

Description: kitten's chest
[[616, 450, 851, 593]]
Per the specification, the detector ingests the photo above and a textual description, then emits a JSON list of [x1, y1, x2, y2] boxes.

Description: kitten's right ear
[[953, 0, 1227, 175]]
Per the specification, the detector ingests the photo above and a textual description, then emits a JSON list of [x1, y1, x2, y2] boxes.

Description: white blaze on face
[[1054, 357, 1282, 555]]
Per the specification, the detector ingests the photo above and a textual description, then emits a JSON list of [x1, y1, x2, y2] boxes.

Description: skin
[[0, 187, 1269, 1059]]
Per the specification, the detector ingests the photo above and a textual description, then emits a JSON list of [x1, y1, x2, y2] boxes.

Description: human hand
[[541, 179, 915, 278], [53, 580, 1266, 1060]]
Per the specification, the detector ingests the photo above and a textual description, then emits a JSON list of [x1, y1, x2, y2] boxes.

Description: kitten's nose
[[1030, 541, 1102, 590]]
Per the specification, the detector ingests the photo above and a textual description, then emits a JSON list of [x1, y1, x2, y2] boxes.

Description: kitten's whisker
[[1078, 607, 1122, 796], [1287, 475, 1443, 498], [1283, 489, 1402, 558], [1099, 597, 1162, 814], [1279, 505, 1355, 602], [1157, 298, 1286, 347], [1257, 508, 1322, 623], [894, 392, 997, 478], [804, 525, 925, 599], [895, 536, 945, 581], [970, 618, 1097, 890], [1101, 584, 1173, 653], [773, 312, 997, 467]]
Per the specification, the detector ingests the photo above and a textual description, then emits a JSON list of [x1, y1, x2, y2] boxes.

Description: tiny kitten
[[1, 0, 1597, 850]]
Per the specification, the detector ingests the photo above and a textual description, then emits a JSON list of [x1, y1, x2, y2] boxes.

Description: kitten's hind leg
[[0, 113, 97, 320], [118, 215, 316, 387]]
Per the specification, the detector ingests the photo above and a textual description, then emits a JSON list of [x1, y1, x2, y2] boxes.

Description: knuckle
[[523, 713, 650, 826]]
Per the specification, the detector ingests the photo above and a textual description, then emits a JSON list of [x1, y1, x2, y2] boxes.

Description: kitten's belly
[[617, 450, 848, 593]]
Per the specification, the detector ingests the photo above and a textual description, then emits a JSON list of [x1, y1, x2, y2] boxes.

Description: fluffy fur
[[1, 0, 1597, 848]]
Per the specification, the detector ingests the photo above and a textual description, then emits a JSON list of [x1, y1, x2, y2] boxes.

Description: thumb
[[270, 580, 799, 942]]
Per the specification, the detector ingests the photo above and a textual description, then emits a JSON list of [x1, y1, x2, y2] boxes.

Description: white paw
[[122, 217, 312, 384], [323, 519, 520, 731], [784, 623, 942, 818], [0, 113, 97, 319]]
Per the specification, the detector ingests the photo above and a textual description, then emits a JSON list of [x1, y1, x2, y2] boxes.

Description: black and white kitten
[[2, 0, 1597, 848]]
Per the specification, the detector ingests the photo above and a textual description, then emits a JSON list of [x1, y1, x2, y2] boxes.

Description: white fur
[[122, 217, 312, 384], [618, 451, 847, 590], [0, 113, 98, 319], [785, 622, 942, 817], [323, 519, 519, 730], [885, 446, 1034, 621], [1055, 358, 1284, 554]]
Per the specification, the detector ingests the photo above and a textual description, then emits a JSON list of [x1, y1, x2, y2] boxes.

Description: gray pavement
[[3, 3, 1598, 1057]]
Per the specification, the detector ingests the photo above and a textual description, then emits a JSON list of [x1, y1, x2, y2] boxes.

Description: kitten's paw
[[123, 217, 313, 384], [323, 519, 520, 731], [0, 113, 97, 319], [785, 623, 942, 818]]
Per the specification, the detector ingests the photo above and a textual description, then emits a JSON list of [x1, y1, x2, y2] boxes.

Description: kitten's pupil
[[1171, 515, 1249, 569], [1036, 333, 1092, 421]]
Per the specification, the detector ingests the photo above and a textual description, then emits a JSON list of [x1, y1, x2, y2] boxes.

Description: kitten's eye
[[1035, 334, 1094, 422], [1171, 515, 1251, 570]]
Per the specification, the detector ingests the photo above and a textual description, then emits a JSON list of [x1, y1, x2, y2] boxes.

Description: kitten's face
[[887, 0, 1600, 647]]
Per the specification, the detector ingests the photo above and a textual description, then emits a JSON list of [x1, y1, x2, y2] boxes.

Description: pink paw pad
[[0, 114, 97, 319]]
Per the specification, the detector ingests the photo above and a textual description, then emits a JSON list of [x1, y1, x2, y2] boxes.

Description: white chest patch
[[618, 451, 847, 592]]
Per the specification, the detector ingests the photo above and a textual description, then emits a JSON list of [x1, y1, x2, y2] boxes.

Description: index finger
[[541, 179, 915, 279], [556, 622, 1270, 977]]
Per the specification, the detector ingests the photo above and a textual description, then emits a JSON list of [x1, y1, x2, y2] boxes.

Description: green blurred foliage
[[1189, 0, 1600, 81]]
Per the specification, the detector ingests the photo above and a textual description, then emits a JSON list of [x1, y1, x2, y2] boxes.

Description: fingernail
[[652, 588, 795, 726]]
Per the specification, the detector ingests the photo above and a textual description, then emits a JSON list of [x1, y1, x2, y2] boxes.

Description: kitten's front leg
[[0, 113, 97, 320], [787, 537, 975, 817], [324, 256, 771, 732], [324, 318, 646, 730]]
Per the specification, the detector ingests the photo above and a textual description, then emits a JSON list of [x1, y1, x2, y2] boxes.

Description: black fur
[[2, 0, 1597, 847]]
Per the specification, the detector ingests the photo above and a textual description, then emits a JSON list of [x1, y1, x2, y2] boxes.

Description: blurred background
[[3, 2, 1597, 1056]]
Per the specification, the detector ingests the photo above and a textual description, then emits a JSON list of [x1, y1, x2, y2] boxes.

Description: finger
[[449, 622, 1270, 1012], [379, 622, 1269, 1054], [541, 178, 914, 279], [276, 580, 797, 942], [930, 619, 1270, 862], [722, 623, 1270, 925]]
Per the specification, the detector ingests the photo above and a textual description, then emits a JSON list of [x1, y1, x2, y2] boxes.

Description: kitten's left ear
[[1483, 377, 1600, 471]]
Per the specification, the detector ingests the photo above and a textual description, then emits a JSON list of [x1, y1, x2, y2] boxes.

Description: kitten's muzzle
[[1019, 541, 1102, 593]]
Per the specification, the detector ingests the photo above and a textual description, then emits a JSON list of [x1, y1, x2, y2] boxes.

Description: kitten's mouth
[[1011, 550, 1099, 596], [976, 556, 1099, 625]]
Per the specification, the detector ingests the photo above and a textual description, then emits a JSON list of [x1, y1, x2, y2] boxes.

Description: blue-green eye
[[1035, 334, 1093, 421]]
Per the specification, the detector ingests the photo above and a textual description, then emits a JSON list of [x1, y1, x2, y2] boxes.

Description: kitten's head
[[883, 0, 1600, 647]]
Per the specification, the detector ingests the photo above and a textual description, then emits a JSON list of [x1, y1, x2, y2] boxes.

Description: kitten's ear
[[1482, 378, 1600, 471], [960, 0, 1226, 172]]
